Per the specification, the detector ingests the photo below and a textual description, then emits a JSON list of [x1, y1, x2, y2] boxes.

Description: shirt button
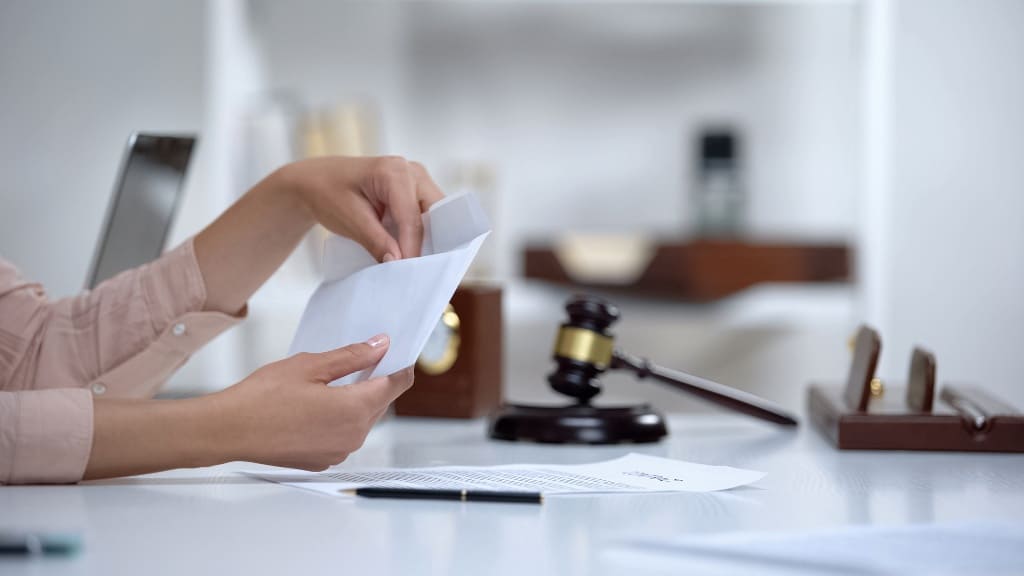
[[172, 323, 187, 336], [91, 382, 107, 395]]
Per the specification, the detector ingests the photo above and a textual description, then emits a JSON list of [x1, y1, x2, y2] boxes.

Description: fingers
[[410, 161, 445, 212], [301, 334, 390, 384], [372, 157, 423, 259], [366, 371, 413, 425], [359, 157, 445, 261], [349, 196, 402, 263], [346, 368, 415, 411]]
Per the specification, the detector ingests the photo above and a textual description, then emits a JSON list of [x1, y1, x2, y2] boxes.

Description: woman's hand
[[213, 334, 413, 471], [85, 335, 413, 479], [195, 155, 445, 315], [283, 156, 446, 262]]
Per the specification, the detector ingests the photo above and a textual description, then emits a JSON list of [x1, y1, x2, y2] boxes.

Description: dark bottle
[[692, 128, 744, 237]]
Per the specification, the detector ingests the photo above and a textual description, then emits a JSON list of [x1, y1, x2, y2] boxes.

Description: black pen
[[342, 487, 543, 504]]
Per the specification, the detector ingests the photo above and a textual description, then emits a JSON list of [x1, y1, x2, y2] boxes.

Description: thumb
[[304, 334, 390, 384]]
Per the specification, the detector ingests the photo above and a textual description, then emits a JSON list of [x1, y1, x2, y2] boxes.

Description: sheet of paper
[[601, 521, 1024, 576], [289, 192, 490, 385], [244, 453, 765, 496]]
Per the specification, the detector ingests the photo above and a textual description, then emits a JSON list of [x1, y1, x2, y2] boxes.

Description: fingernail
[[367, 333, 389, 348], [382, 253, 396, 263]]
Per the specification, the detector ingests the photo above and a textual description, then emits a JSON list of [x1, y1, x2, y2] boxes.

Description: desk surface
[[3, 414, 1023, 575]]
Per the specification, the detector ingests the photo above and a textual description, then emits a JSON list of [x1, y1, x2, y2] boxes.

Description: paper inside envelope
[[288, 192, 491, 386]]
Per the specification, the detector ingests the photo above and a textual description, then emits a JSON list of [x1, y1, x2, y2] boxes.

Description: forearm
[[84, 395, 236, 480], [194, 166, 314, 315]]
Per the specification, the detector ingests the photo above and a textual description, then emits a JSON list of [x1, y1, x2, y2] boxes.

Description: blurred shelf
[[524, 238, 851, 302]]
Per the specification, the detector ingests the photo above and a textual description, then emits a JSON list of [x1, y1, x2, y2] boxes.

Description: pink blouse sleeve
[[0, 238, 244, 484]]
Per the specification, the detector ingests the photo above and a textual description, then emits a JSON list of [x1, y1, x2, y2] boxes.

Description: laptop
[[86, 133, 196, 289]]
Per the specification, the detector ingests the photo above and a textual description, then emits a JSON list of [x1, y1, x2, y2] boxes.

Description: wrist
[[86, 396, 234, 479], [191, 391, 246, 467], [268, 161, 317, 228]]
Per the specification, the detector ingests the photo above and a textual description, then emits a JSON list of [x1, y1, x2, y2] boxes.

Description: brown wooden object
[[395, 284, 503, 419], [807, 326, 1024, 452], [523, 239, 850, 301]]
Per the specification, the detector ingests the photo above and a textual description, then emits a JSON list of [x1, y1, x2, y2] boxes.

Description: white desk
[[3, 414, 1023, 575]]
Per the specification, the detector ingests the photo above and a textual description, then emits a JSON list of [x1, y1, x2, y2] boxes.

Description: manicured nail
[[383, 253, 396, 263], [367, 333, 389, 348]]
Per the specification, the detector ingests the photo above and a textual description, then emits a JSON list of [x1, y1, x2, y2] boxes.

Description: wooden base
[[488, 403, 668, 444], [807, 383, 1024, 452]]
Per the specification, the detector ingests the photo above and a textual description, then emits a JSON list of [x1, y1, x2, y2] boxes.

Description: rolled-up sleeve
[[0, 238, 244, 484], [0, 389, 93, 484]]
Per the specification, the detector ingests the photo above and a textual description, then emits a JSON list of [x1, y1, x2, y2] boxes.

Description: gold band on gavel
[[553, 327, 614, 369]]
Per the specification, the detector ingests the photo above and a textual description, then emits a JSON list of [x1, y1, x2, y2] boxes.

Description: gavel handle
[[612, 350, 798, 427]]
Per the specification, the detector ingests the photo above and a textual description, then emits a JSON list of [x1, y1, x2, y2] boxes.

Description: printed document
[[245, 453, 764, 495], [289, 192, 490, 385]]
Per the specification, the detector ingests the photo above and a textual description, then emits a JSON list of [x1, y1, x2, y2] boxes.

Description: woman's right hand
[[85, 335, 411, 480], [213, 334, 413, 471]]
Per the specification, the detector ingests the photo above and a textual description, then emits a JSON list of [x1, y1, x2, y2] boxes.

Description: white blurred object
[[301, 101, 380, 158], [241, 97, 322, 283], [554, 233, 656, 285], [445, 161, 499, 281], [298, 100, 382, 273], [602, 521, 1024, 576], [242, 96, 299, 190]]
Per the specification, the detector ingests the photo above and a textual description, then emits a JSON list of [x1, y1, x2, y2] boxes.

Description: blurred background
[[1, 0, 1021, 414]]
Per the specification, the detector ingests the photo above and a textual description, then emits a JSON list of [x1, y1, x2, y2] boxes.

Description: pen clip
[[941, 387, 990, 433]]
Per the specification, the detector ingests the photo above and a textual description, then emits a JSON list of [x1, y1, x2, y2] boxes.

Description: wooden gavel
[[547, 295, 798, 427]]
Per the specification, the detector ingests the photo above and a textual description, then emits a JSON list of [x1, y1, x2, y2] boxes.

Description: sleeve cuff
[[92, 309, 245, 399], [2, 388, 93, 484]]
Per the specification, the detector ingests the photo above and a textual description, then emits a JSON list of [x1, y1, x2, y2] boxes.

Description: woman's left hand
[[282, 156, 446, 262]]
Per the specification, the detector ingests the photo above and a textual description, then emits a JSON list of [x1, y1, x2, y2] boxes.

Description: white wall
[[254, 2, 860, 280], [11, 1, 1019, 413], [0, 0, 206, 297], [880, 0, 1024, 403]]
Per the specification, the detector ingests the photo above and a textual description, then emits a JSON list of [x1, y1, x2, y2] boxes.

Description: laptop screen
[[87, 133, 195, 289]]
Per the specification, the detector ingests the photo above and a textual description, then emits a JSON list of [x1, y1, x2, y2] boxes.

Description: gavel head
[[547, 295, 620, 402]]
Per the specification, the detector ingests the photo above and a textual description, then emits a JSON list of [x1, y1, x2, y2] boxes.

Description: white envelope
[[288, 192, 491, 385]]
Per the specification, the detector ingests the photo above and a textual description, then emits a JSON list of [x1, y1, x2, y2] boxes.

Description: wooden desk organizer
[[807, 325, 1024, 452]]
